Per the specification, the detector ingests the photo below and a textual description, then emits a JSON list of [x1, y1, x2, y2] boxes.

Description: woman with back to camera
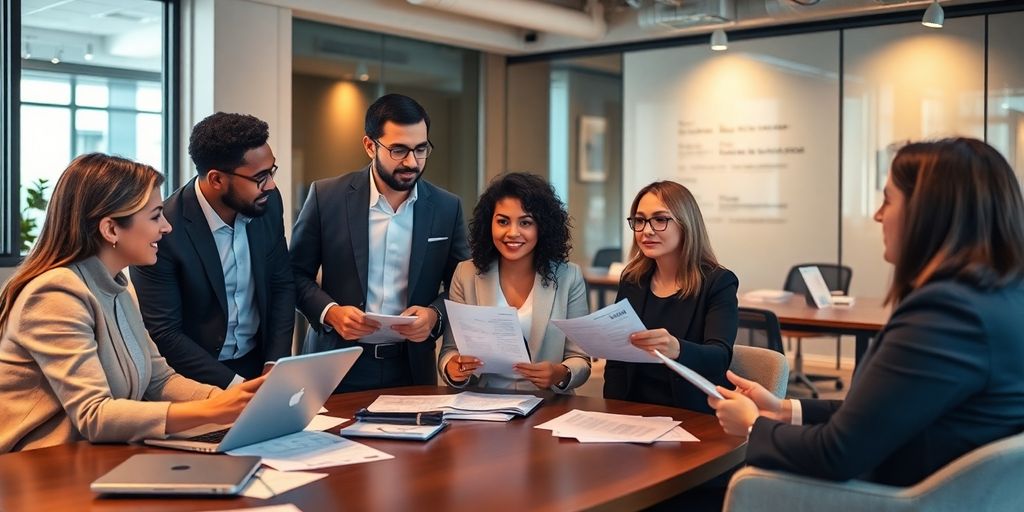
[[0, 153, 264, 453], [603, 181, 739, 413], [439, 172, 591, 391], [711, 138, 1024, 486]]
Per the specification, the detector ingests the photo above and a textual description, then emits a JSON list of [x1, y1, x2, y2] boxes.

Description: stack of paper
[[228, 431, 393, 471], [742, 289, 794, 303], [366, 392, 543, 422], [535, 409, 698, 444]]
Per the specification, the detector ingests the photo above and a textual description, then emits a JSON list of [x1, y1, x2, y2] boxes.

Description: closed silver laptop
[[90, 453, 261, 495], [145, 346, 362, 453]]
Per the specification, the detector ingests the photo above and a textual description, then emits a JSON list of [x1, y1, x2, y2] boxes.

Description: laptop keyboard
[[187, 428, 230, 443]]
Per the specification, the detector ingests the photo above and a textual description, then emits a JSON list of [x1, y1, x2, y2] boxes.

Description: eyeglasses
[[228, 164, 278, 190], [626, 216, 675, 232], [373, 139, 433, 161]]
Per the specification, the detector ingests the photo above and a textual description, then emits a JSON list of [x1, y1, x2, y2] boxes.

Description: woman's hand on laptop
[[165, 376, 267, 434]]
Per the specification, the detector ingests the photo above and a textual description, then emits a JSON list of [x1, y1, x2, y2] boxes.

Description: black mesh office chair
[[592, 247, 621, 268], [737, 307, 785, 354], [783, 263, 853, 398]]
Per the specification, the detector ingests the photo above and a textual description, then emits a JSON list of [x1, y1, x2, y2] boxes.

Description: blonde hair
[[0, 153, 163, 330], [621, 181, 719, 298]]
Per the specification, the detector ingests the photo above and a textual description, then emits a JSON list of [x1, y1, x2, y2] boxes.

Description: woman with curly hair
[[437, 173, 591, 391], [604, 181, 738, 413]]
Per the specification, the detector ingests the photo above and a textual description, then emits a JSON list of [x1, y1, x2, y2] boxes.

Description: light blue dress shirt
[[194, 179, 260, 361]]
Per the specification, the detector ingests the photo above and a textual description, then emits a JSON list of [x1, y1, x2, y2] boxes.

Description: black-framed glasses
[[373, 139, 433, 161], [228, 164, 278, 190], [626, 216, 675, 232]]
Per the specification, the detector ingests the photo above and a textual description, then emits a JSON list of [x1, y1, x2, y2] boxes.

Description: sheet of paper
[[304, 414, 348, 432], [240, 469, 327, 499], [570, 426, 700, 443], [799, 266, 834, 308], [360, 312, 417, 344], [318, 406, 328, 414], [366, 394, 457, 413], [228, 431, 393, 471], [444, 412, 514, 422], [205, 505, 304, 512], [452, 392, 542, 413], [537, 409, 678, 443], [444, 300, 532, 374], [654, 350, 724, 399], [550, 300, 659, 363]]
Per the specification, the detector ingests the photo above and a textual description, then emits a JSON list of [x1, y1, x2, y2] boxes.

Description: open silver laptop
[[91, 453, 261, 495], [145, 346, 362, 453]]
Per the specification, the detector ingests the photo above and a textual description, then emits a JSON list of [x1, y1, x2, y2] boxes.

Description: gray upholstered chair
[[729, 345, 789, 399], [723, 430, 1024, 512]]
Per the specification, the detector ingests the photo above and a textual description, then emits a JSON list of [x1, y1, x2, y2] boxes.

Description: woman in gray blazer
[[0, 154, 263, 453], [439, 173, 591, 392], [710, 138, 1024, 487]]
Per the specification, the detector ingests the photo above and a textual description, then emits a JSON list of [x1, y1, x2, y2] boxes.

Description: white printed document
[[367, 392, 542, 417], [654, 350, 723, 399], [535, 409, 679, 444], [360, 312, 417, 344], [228, 431, 393, 471], [550, 300, 659, 363], [444, 300, 532, 374], [240, 469, 327, 499]]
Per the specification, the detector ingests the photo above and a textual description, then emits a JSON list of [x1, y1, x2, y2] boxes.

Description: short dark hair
[[364, 94, 430, 139], [469, 173, 571, 286], [188, 112, 269, 176], [888, 137, 1024, 304]]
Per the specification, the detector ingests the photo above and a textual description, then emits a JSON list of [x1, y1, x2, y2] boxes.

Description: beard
[[223, 183, 270, 218], [374, 154, 423, 192]]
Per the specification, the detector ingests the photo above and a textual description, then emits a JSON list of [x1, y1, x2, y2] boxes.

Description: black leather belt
[[363, 342, 405, 360]]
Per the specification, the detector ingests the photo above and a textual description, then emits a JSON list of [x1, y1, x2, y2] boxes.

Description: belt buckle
[[373, 343, 398, 360]]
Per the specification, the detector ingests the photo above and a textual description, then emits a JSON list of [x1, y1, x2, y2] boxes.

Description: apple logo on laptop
[[289, 388, 305, 407]]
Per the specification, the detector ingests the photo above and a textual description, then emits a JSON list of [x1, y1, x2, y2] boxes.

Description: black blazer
[[604, 266, 739, 412], [130, 178, 295, 388], [289, 168, 469, 385], [747, 279, 1024, 486]]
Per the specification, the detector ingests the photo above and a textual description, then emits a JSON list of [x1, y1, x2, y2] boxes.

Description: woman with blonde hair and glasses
[[0, 153, 264, 453], [603, 181, 738, 412], [712, 138, 1024, 486]]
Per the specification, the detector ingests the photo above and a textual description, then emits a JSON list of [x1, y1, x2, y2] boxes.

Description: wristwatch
[[428, 304, 445, 339], [556, 364, 572, 389]]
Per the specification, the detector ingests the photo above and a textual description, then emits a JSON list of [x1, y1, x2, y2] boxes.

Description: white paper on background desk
[[444, 300, 532, 374], [206, 505, 304, 512], [228, 430, 393, 471], [654, 350, 724, 399], [240, 469, 327, 499], [550, 300, 659, 363], [359, 312, 417, 343], [304, 414, 348, 432], [537, 409, 679, 443]]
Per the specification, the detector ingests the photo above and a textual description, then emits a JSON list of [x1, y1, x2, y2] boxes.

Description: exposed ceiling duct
[[638, 0, 736, 30], [406, 0, 607, 40]]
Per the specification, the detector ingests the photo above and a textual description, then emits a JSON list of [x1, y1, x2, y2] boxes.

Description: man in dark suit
[[131, 112, 295, 388], [290, 94, 469, 391]]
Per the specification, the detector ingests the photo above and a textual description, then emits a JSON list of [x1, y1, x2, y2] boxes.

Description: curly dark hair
[[469, 172, 572, 286], [188, 112, 270, 175]]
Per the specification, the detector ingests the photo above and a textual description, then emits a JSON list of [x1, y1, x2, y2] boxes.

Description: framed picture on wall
[[578, 115, 608, 183]]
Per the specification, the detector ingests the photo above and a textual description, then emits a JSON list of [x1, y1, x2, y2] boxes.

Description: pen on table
[[354, 408, 445, 426]]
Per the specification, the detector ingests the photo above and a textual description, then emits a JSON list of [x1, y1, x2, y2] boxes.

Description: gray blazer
[[0, 256, 218, 453], [438, 260, 591, 392]]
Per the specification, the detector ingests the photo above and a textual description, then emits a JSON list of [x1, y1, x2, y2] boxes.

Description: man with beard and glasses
[[131, 112, 295, 387], [291, 94, 469, 391]]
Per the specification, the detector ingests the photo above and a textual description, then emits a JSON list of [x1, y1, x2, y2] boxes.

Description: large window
[[1, 0, 176, 261]]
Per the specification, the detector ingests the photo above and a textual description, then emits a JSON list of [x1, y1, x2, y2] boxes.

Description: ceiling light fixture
[[356, 62, 370, 82], [922, 0, 944, 29], [23, 43, 31, 59], [84, 43, 94, 61], [50, 48, 62, 64], [710, 28, 728, 51]]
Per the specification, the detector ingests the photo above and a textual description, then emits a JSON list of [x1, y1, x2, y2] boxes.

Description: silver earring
[[112, 241, 117, 249]]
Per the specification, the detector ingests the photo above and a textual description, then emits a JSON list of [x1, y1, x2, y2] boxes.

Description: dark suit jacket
[[603, 266, 739, 413], [130, 178, 295, 388], [289, 168, 469, 385], [747, 279, 1024, 486]]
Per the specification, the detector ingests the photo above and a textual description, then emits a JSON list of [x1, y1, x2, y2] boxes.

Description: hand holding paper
[[653, 349, 723, 399]]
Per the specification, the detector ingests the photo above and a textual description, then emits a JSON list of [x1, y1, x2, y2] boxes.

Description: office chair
[[783, 263, 853, 398], [591, 247, 621, 268], [734, 308, 789, 398]]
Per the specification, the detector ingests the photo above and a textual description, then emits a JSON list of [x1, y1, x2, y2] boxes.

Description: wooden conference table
[[0, 386, 746, 512], [738, 294, 890, 366]]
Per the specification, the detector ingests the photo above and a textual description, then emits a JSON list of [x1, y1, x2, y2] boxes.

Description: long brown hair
[[621, 181, 720, 298], [886, 138, 1024, 304], [0, 153, 163, 331]]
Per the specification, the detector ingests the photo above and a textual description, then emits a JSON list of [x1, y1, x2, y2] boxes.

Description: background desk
[[739, 295, 890, 366], [584, 268, 620, 309], [0, 386, 746, 512]]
